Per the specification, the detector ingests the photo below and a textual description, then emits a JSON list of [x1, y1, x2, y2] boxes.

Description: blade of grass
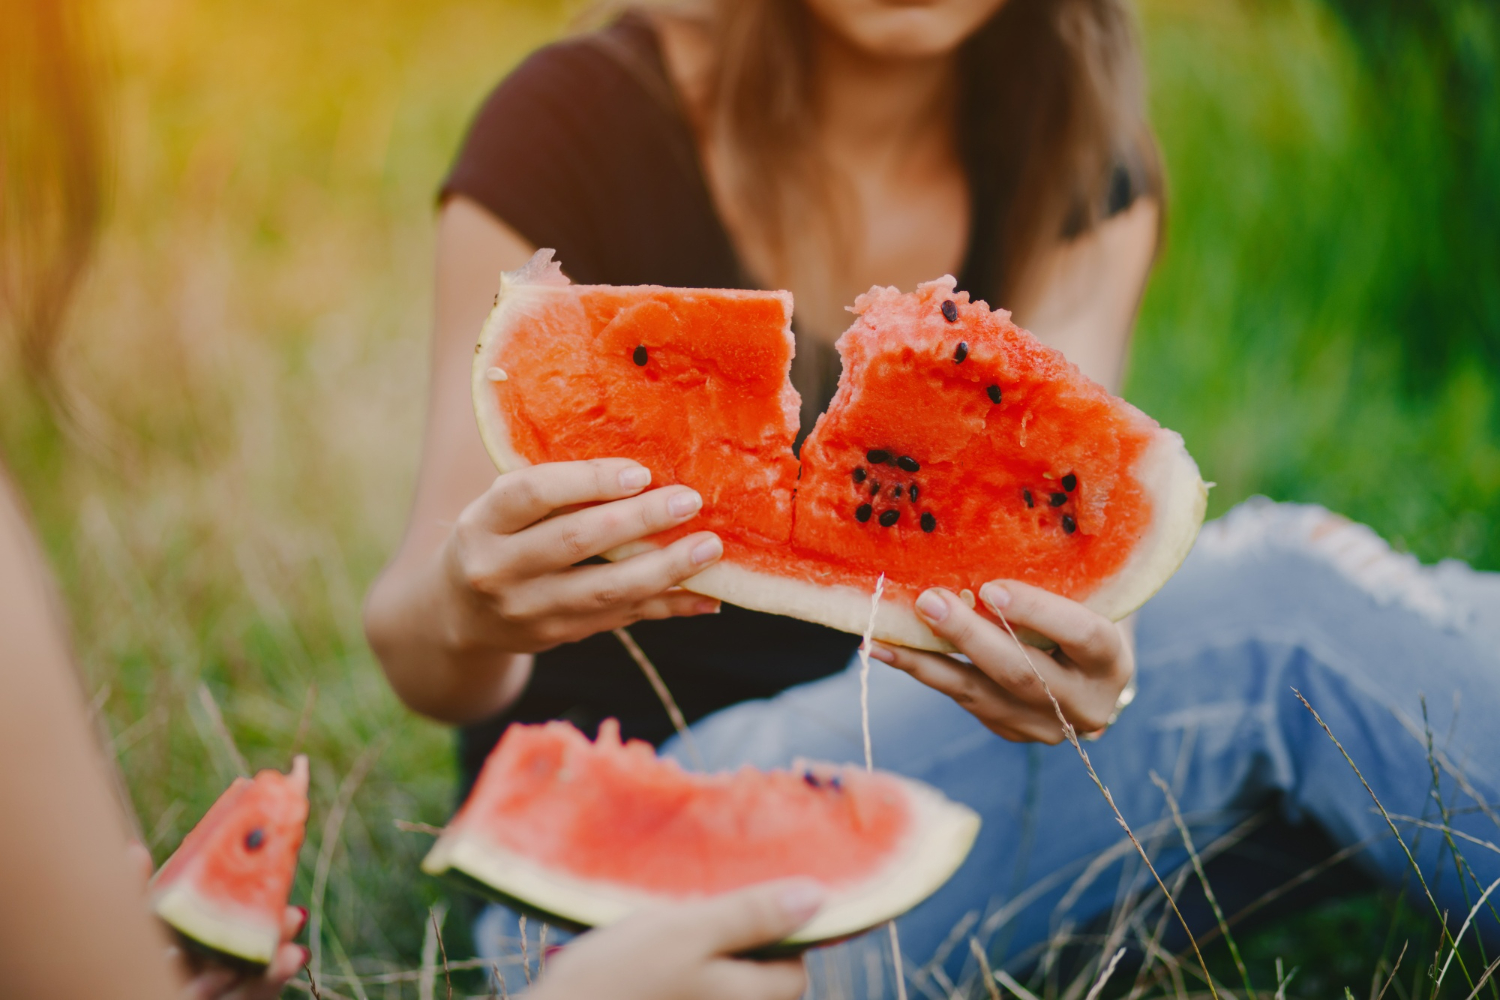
[[1375, 941, 1408, 1000], [613, 627, 704, 771], [1149, 770, 1256, 999], [1292, 688, 1476, 993], [1085, 948, 1128, 1000], [970, 938, 1002, 1000]]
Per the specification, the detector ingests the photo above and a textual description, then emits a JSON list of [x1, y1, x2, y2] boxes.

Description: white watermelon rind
[[420, 772, 980, 946], [473, 250, 1208, 652], [153, 881, 281, 966]]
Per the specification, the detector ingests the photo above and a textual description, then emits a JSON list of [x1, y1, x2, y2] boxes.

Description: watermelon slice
[[421, 721, 979, 944], [473, 250, 1207, 651], [150, 756, 309, 966]]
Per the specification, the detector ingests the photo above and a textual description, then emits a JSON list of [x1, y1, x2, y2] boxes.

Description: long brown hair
[[697, 0, 1163, 306], [0, 0, 108, 385]]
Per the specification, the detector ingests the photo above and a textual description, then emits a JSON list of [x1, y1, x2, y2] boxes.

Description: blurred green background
[[0, 0, 1496, 994]]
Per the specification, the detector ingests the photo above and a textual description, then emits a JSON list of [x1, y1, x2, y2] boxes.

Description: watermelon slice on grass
[[150, 756, 309, 967], [473, 251, 1207, 651], [421, 721, 980, 947]]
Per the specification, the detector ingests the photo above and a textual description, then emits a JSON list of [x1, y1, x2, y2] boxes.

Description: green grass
[[0, 0, 1496, 994]]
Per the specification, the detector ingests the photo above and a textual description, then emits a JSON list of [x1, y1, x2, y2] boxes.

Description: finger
[[912, 589, 1063, 704], [182, 968, 236, 1000], [284, 905, 308, 940], [683, 878, 825, 955], [978, 580, 1123, 674], [474, 459, 655, 535], [871, 644, 1066, 744], [511, 531, 722, 615], [911, 588, 1117, 732], [504, 486, 707, 576], [701, 956, 810, 1000], [263, 943, 311, 989]]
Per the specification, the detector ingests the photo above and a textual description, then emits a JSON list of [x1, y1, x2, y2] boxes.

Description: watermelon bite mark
[[473, 250, 1207, 651]]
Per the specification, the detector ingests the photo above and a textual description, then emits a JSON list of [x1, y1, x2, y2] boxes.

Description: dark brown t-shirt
[[440, 13, 1077, 790]]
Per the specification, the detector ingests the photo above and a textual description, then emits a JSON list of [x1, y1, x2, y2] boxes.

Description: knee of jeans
[[1189, 497, 1474, 633]]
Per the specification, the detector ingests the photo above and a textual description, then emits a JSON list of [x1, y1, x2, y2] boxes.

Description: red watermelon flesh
[[474, 251, 1206, 650], [150, 756, 309, 965], [421, 721, 979, 944]]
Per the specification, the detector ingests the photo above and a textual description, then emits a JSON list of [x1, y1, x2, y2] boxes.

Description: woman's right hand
[[442, 457, 725, 654], [529, 879, 824, 1000]]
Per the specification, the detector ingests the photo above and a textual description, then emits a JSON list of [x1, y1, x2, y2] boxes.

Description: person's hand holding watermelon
[[870, 582, 1135, 743]]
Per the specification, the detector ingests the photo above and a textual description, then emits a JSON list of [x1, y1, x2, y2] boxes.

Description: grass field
[[1, 0, 1496, 995]]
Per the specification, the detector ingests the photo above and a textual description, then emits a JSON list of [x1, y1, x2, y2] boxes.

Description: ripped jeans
[[473, 500, 1500, 995]]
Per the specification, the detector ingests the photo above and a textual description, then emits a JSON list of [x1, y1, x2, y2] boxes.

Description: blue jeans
[[475, 500, 1500, 994]]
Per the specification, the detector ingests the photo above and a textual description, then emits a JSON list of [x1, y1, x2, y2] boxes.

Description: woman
[[365, 0, 1500, 988]]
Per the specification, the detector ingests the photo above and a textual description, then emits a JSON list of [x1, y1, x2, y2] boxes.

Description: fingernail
[[915, 589, 948, 624], [619, 466, 651, 491], [295, 905, 309, 934], [668, 489, 703, 517], [779, 879, 826, 922], [979, 582, 1011, 612], [298, 945, 311, 967], [867, 643, 894, 663], [691, 535, 722, 565], [694, 599, 721, 615]]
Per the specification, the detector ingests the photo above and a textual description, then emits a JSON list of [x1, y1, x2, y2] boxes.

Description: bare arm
[[363, 197, 722, 724], [0, 474, 181, 999], [1012, 197, 1160, 394]]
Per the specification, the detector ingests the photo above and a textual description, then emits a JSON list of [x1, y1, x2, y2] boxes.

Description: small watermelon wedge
[[472, 251, 1206, 651], [421, 721, 979, 945], [150, 756, 309, 966]]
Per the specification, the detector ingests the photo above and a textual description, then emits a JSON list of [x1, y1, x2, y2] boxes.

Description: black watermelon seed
[[829, 775, 843, 790], [953, 341, 969, 364], [908, 483, 919, 502], [1050, 492, 1068, 507], [632, 345, 648, 366], [920, 512, 937, 532], [892, 484, 904, 499], [245, 828, 265, 851], [1023, 489, 1034, 508], [1062, 473, 1077, 492], [803, 771, 820, 788], [1062, 514, 1077, 534], [855, 503, 873, 522], [896, 455, 920, 472], [869, 480, 881, 496], [941, 300, 958, 323], [866, 449, 891, 465], [879, 509, 900, 527], [986, 385, 1002, 404], [852, 467, 866, 484]]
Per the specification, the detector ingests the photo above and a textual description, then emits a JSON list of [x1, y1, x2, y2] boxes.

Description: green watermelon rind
[[152, 881, 281, 967], [473, 250, 1208, 653], [420, 771, 980, 947]]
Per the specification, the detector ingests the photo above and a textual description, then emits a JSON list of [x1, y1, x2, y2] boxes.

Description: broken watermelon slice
[[150, 756, 309, 966], [420, 721, 979, 944], [473, 250, 1207, 651]]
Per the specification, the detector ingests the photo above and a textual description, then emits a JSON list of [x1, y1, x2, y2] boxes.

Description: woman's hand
[[529, 879, 824, 1000], [442, 457, 724, 654], [126, 842, 309, 1000], [870, 581, 1133, 744]]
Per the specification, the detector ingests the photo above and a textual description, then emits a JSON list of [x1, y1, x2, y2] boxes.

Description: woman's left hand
[[869, 581, 1134, 744]]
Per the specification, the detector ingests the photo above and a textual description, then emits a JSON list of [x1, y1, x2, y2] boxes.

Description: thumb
[[689, 878, 826, 956]]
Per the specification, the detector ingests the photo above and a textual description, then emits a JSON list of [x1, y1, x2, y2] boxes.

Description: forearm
[[363, 541, 532, 724]]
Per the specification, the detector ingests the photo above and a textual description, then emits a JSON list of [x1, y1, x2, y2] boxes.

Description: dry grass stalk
[[197, 682, 249, 777], [1085, 947, 1128, 1000], [1148, 770, 1255, 999], [992, 609, 1222, 1000], [970, 937, 1002, 1000], [519, 914, 531, 986], [393, 819, 444, 836], [418, 904, 441, 1000], [613, 626, 705, 770], [1373, 941, 1407, 1000], [433, 905, 454, 1000], [310, 738, 388, 983], [1291, 688, 1478, 994], [1467, 958, 1500, 1000]]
